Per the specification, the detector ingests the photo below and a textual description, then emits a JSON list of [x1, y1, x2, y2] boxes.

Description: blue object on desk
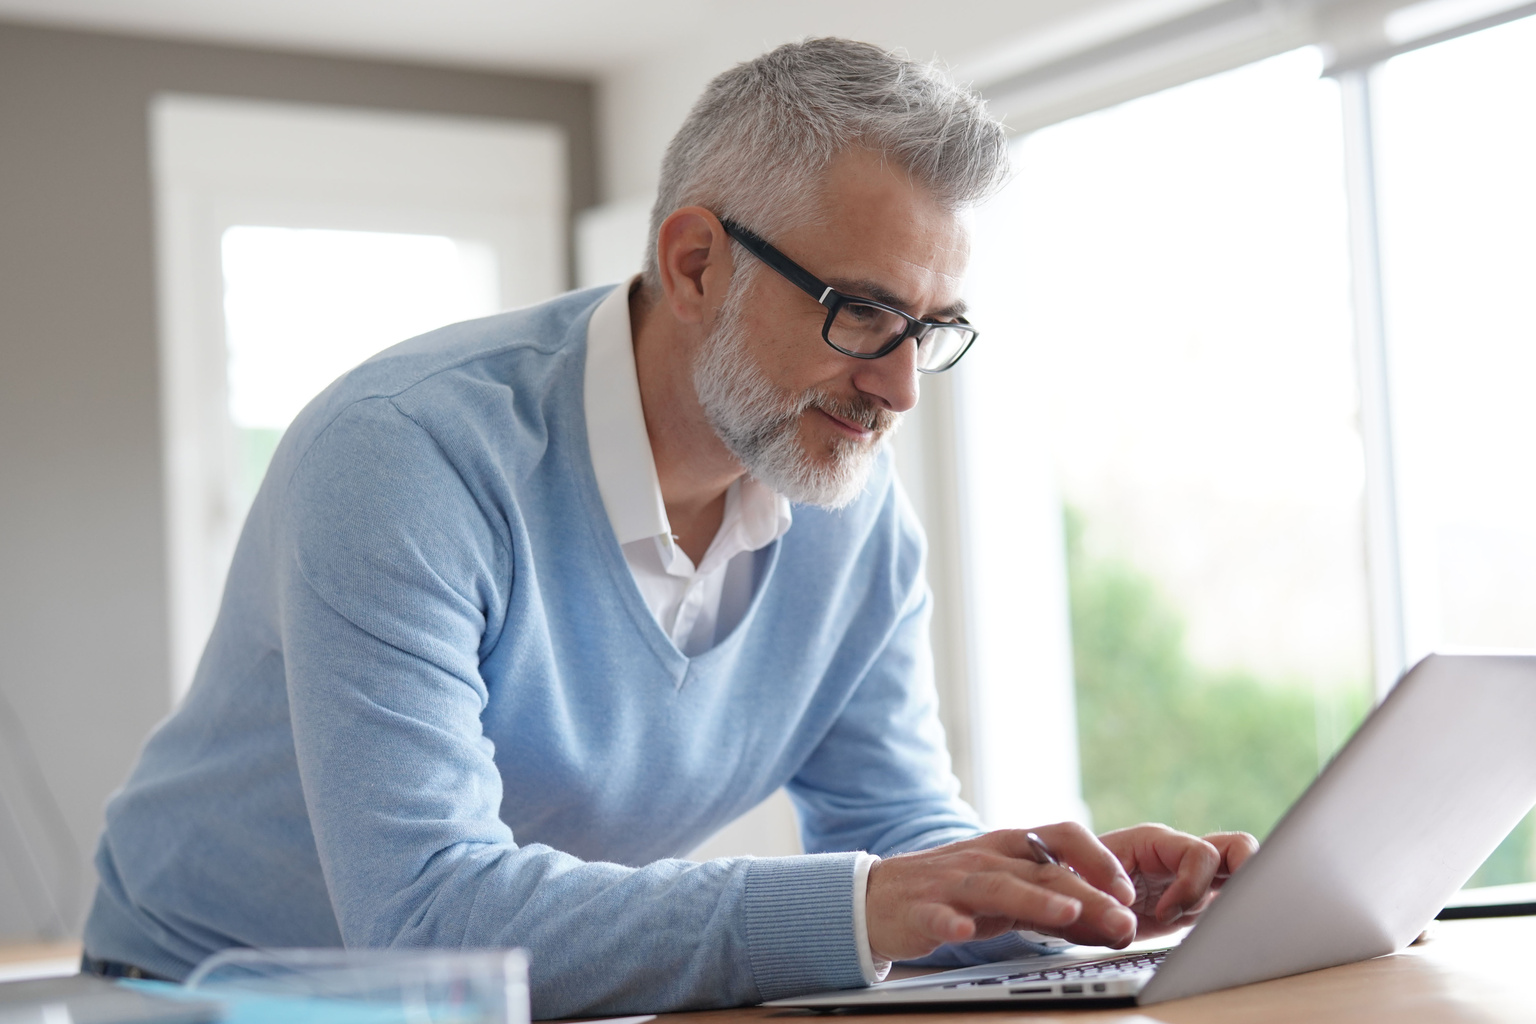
[[0, 975, 219, 1024], [122, 947, 528, 1024], [124, 980, 408, 1024]]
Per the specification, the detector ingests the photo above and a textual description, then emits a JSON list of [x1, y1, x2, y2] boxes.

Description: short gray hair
[[641, 37, 1010, 292]]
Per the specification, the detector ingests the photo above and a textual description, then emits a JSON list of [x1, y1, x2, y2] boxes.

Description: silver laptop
[[768, 652, 1536, 1009]]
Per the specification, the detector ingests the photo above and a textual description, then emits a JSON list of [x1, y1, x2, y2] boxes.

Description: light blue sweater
[[86, 286, 995, 1017]]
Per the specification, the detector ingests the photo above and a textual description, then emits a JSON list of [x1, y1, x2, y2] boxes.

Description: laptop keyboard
[[938, 948, 1170, 988]]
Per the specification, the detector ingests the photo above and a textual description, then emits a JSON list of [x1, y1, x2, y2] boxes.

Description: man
[[85, 38, 1254, 1017]]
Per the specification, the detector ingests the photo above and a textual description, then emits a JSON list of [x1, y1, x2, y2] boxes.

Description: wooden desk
[[6, 921, 1530, 1021], [648, 916, 1536, 1024], [0, 940, 80, 983]]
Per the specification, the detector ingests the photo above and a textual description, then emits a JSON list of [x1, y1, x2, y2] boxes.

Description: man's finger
[[997, 824, 1137, 906], [913, 901, 976, 946], [955, 868, 1085, 927], [1153, 836, 1221, 923], [968, 868, 1138, 947], [1203, 831, 1259, 879], [865, 828, 1161, 962]]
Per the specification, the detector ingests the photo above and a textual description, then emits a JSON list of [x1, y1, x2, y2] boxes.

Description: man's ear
[[654, 207, 733, 326]]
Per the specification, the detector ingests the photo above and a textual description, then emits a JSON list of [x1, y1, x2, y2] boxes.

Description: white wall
[[599, 47, 737, 207], [0, 21, 595, 944]]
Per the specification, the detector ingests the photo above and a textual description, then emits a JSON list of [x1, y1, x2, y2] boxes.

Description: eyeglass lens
[[827, 301, 971, 371]]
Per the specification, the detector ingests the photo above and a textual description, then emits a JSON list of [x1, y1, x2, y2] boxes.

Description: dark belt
[[80, 953, 174, 983]]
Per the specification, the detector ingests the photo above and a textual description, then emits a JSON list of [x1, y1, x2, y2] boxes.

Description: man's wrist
[[853, 852, 891, 983]]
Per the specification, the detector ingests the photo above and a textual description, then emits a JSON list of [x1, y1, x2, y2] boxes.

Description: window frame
[[151, 94, 567, 702]]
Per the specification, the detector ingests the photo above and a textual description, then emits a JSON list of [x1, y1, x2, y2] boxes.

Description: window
[[1374, 14, 1536, 885], [153, 95, 566, 701], [1375, 16, 1536, 662], [221, 226, 500, 508], [965, 49, 1370, 839], [961, 7, 1536, 888]]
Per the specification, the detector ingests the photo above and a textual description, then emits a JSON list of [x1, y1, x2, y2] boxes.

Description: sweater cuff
[[743, 853, 868, 1000]]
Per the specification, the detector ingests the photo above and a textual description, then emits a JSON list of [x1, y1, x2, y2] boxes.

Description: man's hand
[[864, 823, 1259, 963], [1097, 824, 1258, 939], [865, 824, 1139, 962]]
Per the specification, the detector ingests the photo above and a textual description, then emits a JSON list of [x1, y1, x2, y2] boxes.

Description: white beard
[[692, 280, 900, 510]]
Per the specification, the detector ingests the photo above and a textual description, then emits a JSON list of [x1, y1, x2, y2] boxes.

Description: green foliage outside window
[[1066, 506, 1353, 839], [1065, 506, 1535, 884]]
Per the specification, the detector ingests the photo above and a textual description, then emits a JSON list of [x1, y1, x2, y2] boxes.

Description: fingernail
[[1158, 905, 1185, 925], [1113, 878, 1136, 905], [1047, 895, 1082, 922], [1103, 905, 1136, 939]]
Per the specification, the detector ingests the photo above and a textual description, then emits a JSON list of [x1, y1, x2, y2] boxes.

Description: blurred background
[[1, 0, 1533, 949]]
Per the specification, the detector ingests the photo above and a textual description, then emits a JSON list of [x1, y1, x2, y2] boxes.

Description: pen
[[1029, 831, 1150, 920], [1025, 831, 1064, 868], [1026, 831, 1085, 884]]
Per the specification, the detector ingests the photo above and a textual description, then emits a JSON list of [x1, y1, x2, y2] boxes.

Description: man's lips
[[814, 406, 876, 440]]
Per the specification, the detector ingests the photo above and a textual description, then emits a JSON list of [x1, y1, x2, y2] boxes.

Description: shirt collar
[[583, 277, 793, 553]]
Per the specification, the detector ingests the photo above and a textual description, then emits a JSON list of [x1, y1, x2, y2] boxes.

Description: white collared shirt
[[582, 279, 888, 982], [583, 279, 792, 656]]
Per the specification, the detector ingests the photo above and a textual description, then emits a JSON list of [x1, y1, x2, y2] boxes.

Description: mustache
[[805, 391, 902, 436]]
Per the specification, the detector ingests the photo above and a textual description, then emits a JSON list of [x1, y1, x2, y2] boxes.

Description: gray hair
[[641, 37, 1011, 292]]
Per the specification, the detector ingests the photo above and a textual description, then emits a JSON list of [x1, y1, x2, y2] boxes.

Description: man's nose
[[850, 336, 921, 413]]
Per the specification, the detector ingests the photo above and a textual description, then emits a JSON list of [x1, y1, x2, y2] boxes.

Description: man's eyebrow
[[827, 278, 969, 320]]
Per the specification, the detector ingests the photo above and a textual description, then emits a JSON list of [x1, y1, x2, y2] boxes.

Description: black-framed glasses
[[718, 218, 978, 374]]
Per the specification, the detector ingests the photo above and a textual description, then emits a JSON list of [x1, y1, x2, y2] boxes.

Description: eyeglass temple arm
[[718, 219, 836, 308]]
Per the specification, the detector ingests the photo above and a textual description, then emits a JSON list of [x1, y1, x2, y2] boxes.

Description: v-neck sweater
[[83, 285, 983, 1018]]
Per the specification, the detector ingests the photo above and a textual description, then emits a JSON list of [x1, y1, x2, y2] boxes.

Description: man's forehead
[[806, 151, 970, 293], [814, 215, 972, 317]]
